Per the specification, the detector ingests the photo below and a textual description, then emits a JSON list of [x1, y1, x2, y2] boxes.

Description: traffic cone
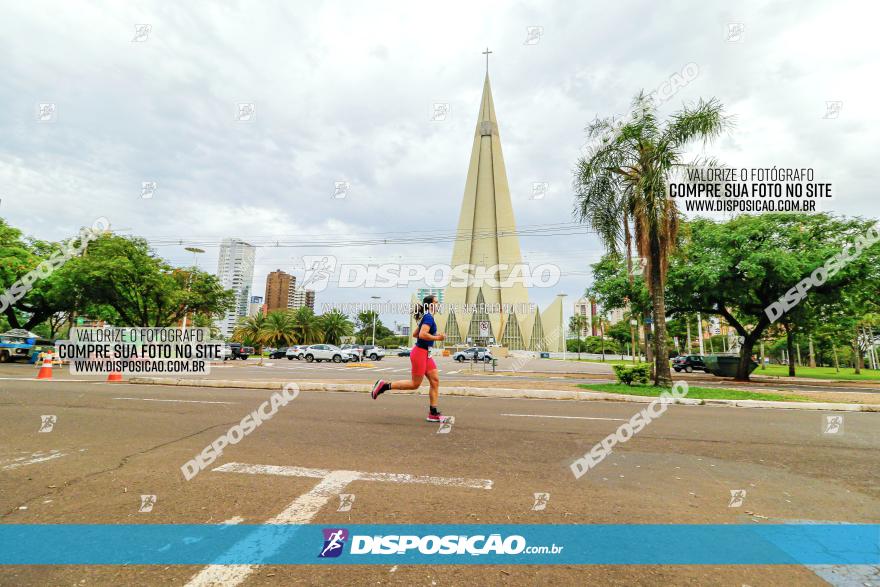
[[106, 371, 123, 383], [36, 356, 53, 380]]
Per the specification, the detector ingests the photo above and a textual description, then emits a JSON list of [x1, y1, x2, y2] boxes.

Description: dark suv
[[672, 354, 707, 373]]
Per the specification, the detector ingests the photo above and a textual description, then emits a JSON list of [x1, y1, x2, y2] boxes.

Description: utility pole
[[370, 295, 380, 346], [180, 247, 205, 331]]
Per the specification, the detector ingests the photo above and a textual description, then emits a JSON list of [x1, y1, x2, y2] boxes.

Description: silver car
[[303, 344, 358, 363]]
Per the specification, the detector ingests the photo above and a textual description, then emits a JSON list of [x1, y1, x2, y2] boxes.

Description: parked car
[[397, 347, 411, 357], [303, 344, 359, 363], [286, 345, 307, 360], [267, 347, 288, 359], [357, 345, 385, 361], [340, 344, 364, 361], [453, 347, 493, 363], [222, 343, 252, 361], [672, 354, 708, 373]]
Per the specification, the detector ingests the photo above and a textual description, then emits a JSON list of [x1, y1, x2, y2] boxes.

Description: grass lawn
[[753, 364, 880, 381], [553, 357, 640, 366], [577, 383, 812, 402]]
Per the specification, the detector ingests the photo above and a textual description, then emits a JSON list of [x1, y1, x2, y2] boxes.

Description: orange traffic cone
[[106, 371, 123, 383], [36, 355, 53, 380]]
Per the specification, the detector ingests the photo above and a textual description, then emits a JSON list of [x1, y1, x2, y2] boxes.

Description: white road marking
[[1, 450, 66, 470], [501, 413, 626, 421], [113, 397, 237, 405], [185, 463, 493, 586]]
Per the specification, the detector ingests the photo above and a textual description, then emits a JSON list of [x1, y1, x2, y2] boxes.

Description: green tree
[[355, 310, 393, 344], [260, 310, 299, 348], [568, 314, 588, 359], [232, 313, 268, 347], [575, 93, 730, 385], [291, 306, 323, 345], [319, 309, 354, 345], [59, 234, 232, 327], [665, 213, 879, 380]]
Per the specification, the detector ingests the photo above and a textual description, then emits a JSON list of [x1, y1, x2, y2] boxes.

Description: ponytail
[[413, 295, 436, 321]]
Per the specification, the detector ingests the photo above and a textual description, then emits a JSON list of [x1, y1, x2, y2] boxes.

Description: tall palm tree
[[574, 93, 729, 385], [232, 313, 268, 348], [569, 314, 588, 360], [320, 309, 354, 345], [261, 310, 298, 348], [291, 306, 323, 345]]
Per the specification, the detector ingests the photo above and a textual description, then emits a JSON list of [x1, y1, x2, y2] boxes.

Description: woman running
[[371, 295, 446, 422]]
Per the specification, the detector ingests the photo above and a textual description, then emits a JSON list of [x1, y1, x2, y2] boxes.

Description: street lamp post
[[370, 296, 381, 346], [181, 247, 205, 331]]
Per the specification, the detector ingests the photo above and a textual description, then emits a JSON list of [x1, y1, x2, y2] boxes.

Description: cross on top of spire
[[482, 47, 493, 74]]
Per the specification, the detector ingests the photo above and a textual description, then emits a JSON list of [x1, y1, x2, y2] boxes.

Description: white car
[[453, 347, 494, 363], [286, 345, 308, 360], [340, 344, 363, 361], [303, 344, 358, 363], [359, 345, 386, 361]]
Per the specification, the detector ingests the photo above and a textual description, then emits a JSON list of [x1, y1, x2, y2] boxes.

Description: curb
[[127, 377, 880, 413]]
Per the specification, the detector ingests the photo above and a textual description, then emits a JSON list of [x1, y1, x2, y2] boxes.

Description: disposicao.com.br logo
[[319, 528, 562, 557]]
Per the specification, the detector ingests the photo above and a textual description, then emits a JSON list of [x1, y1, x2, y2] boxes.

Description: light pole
[[370, 296, 380, 346], [181, 247, 205, 331], [558, 293, 567, 361]]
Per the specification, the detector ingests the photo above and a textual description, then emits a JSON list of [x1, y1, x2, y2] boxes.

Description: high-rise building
[[573, 298, 592, 338], [416, 288, 444, 304], [248, 296, 265, 317], [291, 287, 315, 311], [264, 270, 296, 312], [216, 238, 256, 337]]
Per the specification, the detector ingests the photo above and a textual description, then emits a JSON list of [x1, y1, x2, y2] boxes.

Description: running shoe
[[371, 379, 387, 400], [425, 411, 444, 422]]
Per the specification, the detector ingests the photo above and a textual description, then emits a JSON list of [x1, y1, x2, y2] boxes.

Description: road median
[[128, 377, 880, 412]]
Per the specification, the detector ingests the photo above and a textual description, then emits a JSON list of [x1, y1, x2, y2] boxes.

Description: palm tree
[[568, 314, 588, 360], [260, 310, 298, 348], [320, 309, 354, 345], [574, 93, 729, 385], [232, 313, 267, 347], [291, 306, 323, 345]]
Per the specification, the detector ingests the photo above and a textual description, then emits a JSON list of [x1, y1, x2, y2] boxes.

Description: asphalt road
[[1, 376, 878, 586]]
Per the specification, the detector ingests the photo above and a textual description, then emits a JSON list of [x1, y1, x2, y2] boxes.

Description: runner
[[371, 295, 446, 421]]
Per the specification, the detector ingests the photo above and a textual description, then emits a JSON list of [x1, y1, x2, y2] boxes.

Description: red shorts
[[410, 346, 437, 378]]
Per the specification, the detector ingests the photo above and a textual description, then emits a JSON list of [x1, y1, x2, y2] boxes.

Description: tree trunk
[[785, 324, 796, 377], [735, 335, 757, 381], [808, 337, 816, 368], [648, 239, 672, 387], [686, 319, 692, 354], [643, 317, 653, 364], [623, 209, 637, 365], [760, 340, 766, 370], [832, 345, 840, 372], [853, 326, 862, 374]]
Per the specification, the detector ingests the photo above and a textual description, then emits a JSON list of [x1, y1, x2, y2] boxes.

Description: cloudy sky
[[1, 0, 875, 325]]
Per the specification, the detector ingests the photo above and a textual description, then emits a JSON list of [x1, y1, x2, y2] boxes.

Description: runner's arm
[[418, 324, 445, 341]]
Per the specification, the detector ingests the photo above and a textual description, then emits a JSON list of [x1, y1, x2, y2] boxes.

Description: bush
[[612, 363, 651, 386]]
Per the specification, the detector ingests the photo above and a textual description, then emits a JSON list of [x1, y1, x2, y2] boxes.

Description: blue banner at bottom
[[0, 524, 877, 565]]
